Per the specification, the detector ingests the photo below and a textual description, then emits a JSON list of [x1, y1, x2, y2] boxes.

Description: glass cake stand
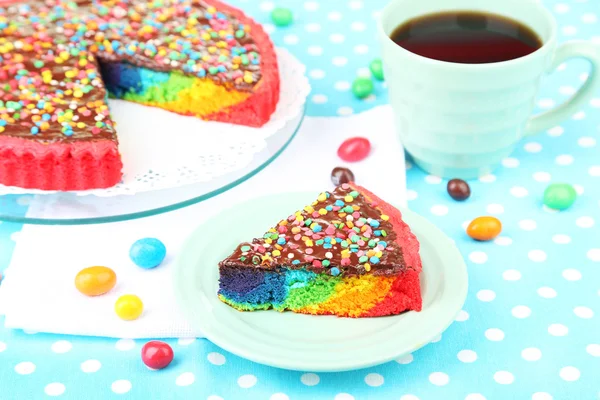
[[0, 107, 305, 225]]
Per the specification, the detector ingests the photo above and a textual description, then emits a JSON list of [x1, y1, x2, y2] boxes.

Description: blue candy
[[129, 238, 167, 269]]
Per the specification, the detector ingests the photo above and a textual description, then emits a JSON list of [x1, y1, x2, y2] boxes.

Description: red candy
[[141, 341, 174, 370], [337, 137, 371, 162]]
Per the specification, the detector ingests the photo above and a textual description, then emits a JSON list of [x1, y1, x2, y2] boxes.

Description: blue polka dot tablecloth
[[0, 1, 599, 399]]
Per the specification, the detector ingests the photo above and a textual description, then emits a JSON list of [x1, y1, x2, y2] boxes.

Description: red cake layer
[[0, 136, 122, 191], [203, 0, 280, 127], [351, 182, 423, 314]]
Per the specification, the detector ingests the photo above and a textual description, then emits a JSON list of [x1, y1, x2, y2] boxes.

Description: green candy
[[271, 8, 293, 27], [369, 59, 385, 81], [543, 183, 577, 210], [352, 77, 374, 99]]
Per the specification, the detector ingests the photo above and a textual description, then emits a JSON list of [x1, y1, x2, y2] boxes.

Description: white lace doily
[[0, 48, 309, 197]]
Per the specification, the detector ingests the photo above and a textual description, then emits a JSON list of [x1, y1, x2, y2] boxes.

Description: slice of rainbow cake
[[218, 183, 423, 318]]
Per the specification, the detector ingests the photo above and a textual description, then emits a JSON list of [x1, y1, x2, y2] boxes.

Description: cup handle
[[525, 41, 600, 135]]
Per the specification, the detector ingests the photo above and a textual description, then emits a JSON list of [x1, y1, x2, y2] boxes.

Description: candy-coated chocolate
[[331, 167, 355, 186], [337, 137, 371, 162], [467, 217, 502, 241], [370, 59, 385, 81], [115, 295, 144, 321], [352, 77, 374, 99], [543, 183, 576, 210], [141, 341, 174, 370], [447, 179, 471, 201], [271, 7, 294, 27], [75, 266, 116, 297], [130, 238, 167, 269]]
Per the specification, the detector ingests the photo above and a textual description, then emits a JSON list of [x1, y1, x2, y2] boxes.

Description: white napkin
[[0, 105, 407, 339]]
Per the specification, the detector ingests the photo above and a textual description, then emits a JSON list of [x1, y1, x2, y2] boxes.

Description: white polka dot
[[511, 186, 529, 198], [461, 221, 470, 231], [574, 306, 594, 319], [430, 334, 442, 343], [263, 23, 275, 34], [524, 142, 542, 153], [528, 250, 547, 262], [485, 328, 505, 341], [455, 310, 469, 322], [532, 392, 553, 400], [457, 350, 477, 363], [178, 338, 196, 346], [591, 98, 600, 107], [396, 353, 414, 364], [522, 348, 542, 361], [283, 34, 299, 45], [512, 305, 532, 319], [562, 26, 577, 36], [307, 46, 323, 56], [494, 237, 513, 246], [494, 371, 515, 384], [503, 269, 521, 281], [115, 339, 135, 351], [309, 69, 326, 80], [538, 287, 557, 298], [270, 394, 289, 400], [519, 219, 537, 230], [304, 1, 319, 11], [45, 383, 66, 397], [337, 107, 353, 116], [353, 67, 370, 78], [587, 248, 600, 262], [533, 172, 551, 182], [477, 289, 496, 302], [207, 397, 223, 400], [176, 372, 195, 387], [559, 86, 576, 96], [16, 196, 31, 206], [559, 366, 580, 381], [572, 111, 586, 120], [548, 323, 569, 336], [207, 352, 226, 366], [555, 155, 574, 165], [80, 359, 101, 373], [406, 190, 418, 201], [305, 23, 321, 33], [547, 126, 564, 137], [430, 205, 448, 216], [425, 175, 442, 184], [111, 380, 131, 394], [332, 56, 348, 67], [364, 373, 384, 387], [479, 174, 496, 183], [0, 342, 6, 352], [589, 165, 600, 177], [582, 13, 598, 23], [486, 204, 504, 214], [576, 216, 595, 228], [578, 136, 597, 148], [351, 21, 366, 31], [586, 344, 600, 357], [537, 99, 555, 109], [562, 268, 582, 281], [469, 251, 488, 264], [329, 34, 345, 44], [465, 394, 486, 400], [502, 158, 520, 168], [334, 81, 350, 91], [259, 2, 274, 11], [334, 394, 354, 400], [428, 372, 449, 386], [312, 94, 328, 104], [400, 396, 420, 400], [575, 184, 585, 195], [348, 0, 363, 10], [238, 374, 257, 389], [353, 44, 369, 54], [327, 11, 342, 21], [300, 373, 320, 386], [15, 361, 36, 375], [554, 3, 570, 13], [51, 340, 72, 354], [552, 234, 571, 244]]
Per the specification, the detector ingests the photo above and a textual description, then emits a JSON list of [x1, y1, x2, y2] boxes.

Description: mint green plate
[[173, 192, 468, 372]]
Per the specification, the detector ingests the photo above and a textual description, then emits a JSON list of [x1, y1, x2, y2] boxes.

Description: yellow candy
[[381, 214, 389, 221], [75, 266, 116, 297], [115, 295, 144, 321], [317, 193, 327, 202], [344, 195, 353, 202]]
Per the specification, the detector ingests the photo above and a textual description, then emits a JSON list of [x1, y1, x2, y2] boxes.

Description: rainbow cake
[[0, 0, 279, 190], [218, 183, 423, 318]]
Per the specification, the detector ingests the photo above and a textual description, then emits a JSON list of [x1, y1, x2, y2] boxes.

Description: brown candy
[[447, 178, 471, 201], [331, 167, 355, 186]]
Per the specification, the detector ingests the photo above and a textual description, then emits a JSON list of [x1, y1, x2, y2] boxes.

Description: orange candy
[[75, 266, 116, 296], [467, 216, 502, 241]]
